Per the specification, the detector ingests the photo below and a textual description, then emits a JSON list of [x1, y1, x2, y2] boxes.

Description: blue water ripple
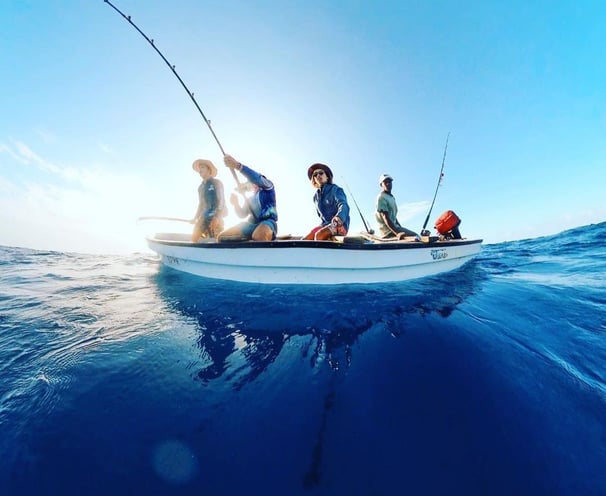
[[0, 221, 605, 495]]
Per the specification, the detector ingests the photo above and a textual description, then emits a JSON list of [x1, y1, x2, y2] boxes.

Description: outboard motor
[[435, 210, 462, 239]]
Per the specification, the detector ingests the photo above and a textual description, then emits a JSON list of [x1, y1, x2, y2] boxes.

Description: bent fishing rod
[[420, 132, 450, 236], [103, 0, 242, 186], [341, 177, 374, 234]]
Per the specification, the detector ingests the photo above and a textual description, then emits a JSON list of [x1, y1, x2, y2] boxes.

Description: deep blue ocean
[[1, 222, 605, 495]]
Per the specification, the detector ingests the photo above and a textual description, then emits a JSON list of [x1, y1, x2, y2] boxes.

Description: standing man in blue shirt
[[191, 159, 226, 241]]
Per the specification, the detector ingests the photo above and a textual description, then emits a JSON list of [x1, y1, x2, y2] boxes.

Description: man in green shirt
[[375, 173, 418, 239]]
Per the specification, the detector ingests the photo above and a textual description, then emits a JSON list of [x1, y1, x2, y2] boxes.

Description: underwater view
[[1, 222, 605, 495]]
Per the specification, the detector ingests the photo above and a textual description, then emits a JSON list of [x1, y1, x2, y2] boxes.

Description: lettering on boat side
[[430, 249, 448, 260], [165, 255, 180, 265]]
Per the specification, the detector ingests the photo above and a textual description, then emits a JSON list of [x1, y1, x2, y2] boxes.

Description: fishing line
[[420, 132, 450, 236], [103, 1, 242, 186], [341, 177, 374, 234]]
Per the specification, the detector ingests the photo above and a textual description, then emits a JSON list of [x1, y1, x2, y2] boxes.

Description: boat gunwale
[[147, 236, 483, 251]]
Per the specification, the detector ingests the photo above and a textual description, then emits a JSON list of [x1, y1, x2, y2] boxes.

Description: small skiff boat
[[146, 232, 483, 285]]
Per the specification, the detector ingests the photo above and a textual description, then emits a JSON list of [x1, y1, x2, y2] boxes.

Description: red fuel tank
[[434, 210, 461, 235]]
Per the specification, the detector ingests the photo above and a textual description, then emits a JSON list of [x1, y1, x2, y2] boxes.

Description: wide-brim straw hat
[[307, 163, 333, 181], [192, 159, 217, 177]]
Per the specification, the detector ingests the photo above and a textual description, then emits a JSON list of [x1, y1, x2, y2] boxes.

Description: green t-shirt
[[375, 191, 401, 237]]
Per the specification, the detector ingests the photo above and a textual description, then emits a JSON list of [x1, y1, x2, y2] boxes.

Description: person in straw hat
[[216, 154, 278, 242], [191, 159, 226, 241], [302, 163, 350, 241], [375, 173, 418, 239]]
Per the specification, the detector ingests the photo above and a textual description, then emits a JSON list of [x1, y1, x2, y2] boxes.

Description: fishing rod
[[103, 0, 242, 186], [420, 132, 450, 236], [137, 216, 191, 223], [341, 177, 374, 234]]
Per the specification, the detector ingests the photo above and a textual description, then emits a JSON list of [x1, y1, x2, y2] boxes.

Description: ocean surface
[[1, 222, 605, 495]]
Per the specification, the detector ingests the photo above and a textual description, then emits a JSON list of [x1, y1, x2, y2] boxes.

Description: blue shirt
[[313, 183, 350, 230], [196, 177, 225, 229], [240, 164, 278, 223]]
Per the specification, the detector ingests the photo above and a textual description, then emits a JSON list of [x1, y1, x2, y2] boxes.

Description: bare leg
[[217, 225, 247, 242], [313, 226, 334, 241], [398, 227, 418, 237], [251, 223, 274, 241], [191, 221, 206, 242], [302, 226, 322, 240], [209, 218, 224, 238]]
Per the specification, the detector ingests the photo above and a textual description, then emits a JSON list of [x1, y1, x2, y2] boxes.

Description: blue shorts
[[237, 219, 277, 240]]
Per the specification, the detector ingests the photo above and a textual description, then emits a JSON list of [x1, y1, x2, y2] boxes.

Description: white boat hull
[[146, 233, 483, 285]]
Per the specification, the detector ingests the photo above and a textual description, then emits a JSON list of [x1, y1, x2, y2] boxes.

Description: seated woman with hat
[[302, 163, 350, 241]]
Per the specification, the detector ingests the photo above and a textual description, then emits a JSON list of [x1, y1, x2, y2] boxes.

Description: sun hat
[[192, 159, 217, 177], [379, 173, 393, 185], [307, 163, 333, 182]]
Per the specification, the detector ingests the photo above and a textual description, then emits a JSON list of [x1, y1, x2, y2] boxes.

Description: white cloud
[[0, 139, 190, 254], [0, 142, 29, 164], [35, 127, 56, 145], [398, 200, 430, 221], [11, 140, 62, 174], [98, 142, 115, 155]]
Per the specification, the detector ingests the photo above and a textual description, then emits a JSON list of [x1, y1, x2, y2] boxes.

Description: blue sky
[[1, 1, 605, 254]]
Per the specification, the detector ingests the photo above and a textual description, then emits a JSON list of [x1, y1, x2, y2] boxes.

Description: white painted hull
[[146, 233, 482, 285]]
